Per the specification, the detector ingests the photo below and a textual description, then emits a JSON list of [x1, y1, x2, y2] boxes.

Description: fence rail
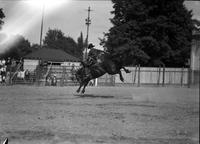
[[97, 66, 190, 86], [5, 65, 197, 87]]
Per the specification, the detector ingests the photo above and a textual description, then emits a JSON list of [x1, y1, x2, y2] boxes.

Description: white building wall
[[23, 59, 39, 72], [24, 59, 80, 72], [61, 62, 80, 67]]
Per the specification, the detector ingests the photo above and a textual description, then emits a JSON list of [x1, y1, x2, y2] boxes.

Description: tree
[[77, 32, 87, 59], [77, 32, 84, 52], [0, 8, 5, 46], [30, 43, 40, 51], [0, 35, 32, 60], [0, 8, 5, 30], [43, 28, 82, 58], [63, 36, 80, 57], [101, 0, 194, 67], [43, 28, 65, 49], [1, 9, 32, 60]]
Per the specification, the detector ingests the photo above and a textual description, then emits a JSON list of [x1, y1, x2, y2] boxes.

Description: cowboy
[[87, 43, 107, 65], [83, 43, 104, 80], [86, 43, 97, 66]]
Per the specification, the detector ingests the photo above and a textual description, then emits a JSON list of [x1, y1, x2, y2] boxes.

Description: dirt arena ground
[[0, 86, 199, 144]]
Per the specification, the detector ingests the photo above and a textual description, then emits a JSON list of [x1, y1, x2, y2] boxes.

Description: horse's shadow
[[73, 93, 114, 99]]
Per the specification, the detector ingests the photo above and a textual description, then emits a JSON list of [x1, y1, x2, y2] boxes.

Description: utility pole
[[84, 6, 92, 60], [39, 4, 45, 48]]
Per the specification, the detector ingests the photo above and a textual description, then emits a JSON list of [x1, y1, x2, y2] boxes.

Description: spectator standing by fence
[[70, 64, 76, 82], [51, 74, 57, 86], [0, 59, 7, 85]]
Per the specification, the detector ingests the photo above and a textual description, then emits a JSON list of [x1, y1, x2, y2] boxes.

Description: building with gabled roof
[[23, 48, 81, 72], [24, 48, 80, 62]]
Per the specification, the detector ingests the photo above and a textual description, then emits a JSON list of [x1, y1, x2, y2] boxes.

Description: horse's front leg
[[76, 83, 83, 93], [81, 81, 89, 94], [122, 67, 131, 73]]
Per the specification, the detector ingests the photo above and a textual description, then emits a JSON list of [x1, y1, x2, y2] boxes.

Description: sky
[[0, 0, 200, 52]]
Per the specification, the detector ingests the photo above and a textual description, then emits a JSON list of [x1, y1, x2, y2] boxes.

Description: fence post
[[137, 64, 140, 87], [93, 78, 97, 86], [157, 66, 161, 85], [162, 65, 165, 87], [105, 74, 107, 84], [187, 67, 191, 88], [180, 67, 184, 86], [35, 65, 41, 86], [133, 65, 137, 85], [112, 75, 115, 86], [60, 66, 65, 86], [9, 66, 12, 85]]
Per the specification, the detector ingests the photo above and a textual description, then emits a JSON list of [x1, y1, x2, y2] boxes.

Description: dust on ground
[[0, 86, 199, 144]]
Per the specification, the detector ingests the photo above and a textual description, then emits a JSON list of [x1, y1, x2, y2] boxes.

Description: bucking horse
[[75, 51, 131, 94]]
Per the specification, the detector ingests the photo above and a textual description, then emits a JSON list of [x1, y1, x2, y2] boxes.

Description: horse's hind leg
[[76, 83, 83, 93], [122, 67, 131, 73], [118, 71, 124, 82]]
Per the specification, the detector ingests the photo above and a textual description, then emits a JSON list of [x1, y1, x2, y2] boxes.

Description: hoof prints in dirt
[[1, 131, 195, 144], [4, 130, 54, 140], [74, 94, 115, 99], [96, 102, 157, 108]]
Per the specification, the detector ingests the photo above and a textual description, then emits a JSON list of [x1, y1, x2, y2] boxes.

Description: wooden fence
[[10, 65, 193, 87], [11, 65, 79, 86], [97, 66, 189, 87]]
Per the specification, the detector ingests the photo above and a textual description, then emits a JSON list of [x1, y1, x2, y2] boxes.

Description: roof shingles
[[24, 48, 80, 62]]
